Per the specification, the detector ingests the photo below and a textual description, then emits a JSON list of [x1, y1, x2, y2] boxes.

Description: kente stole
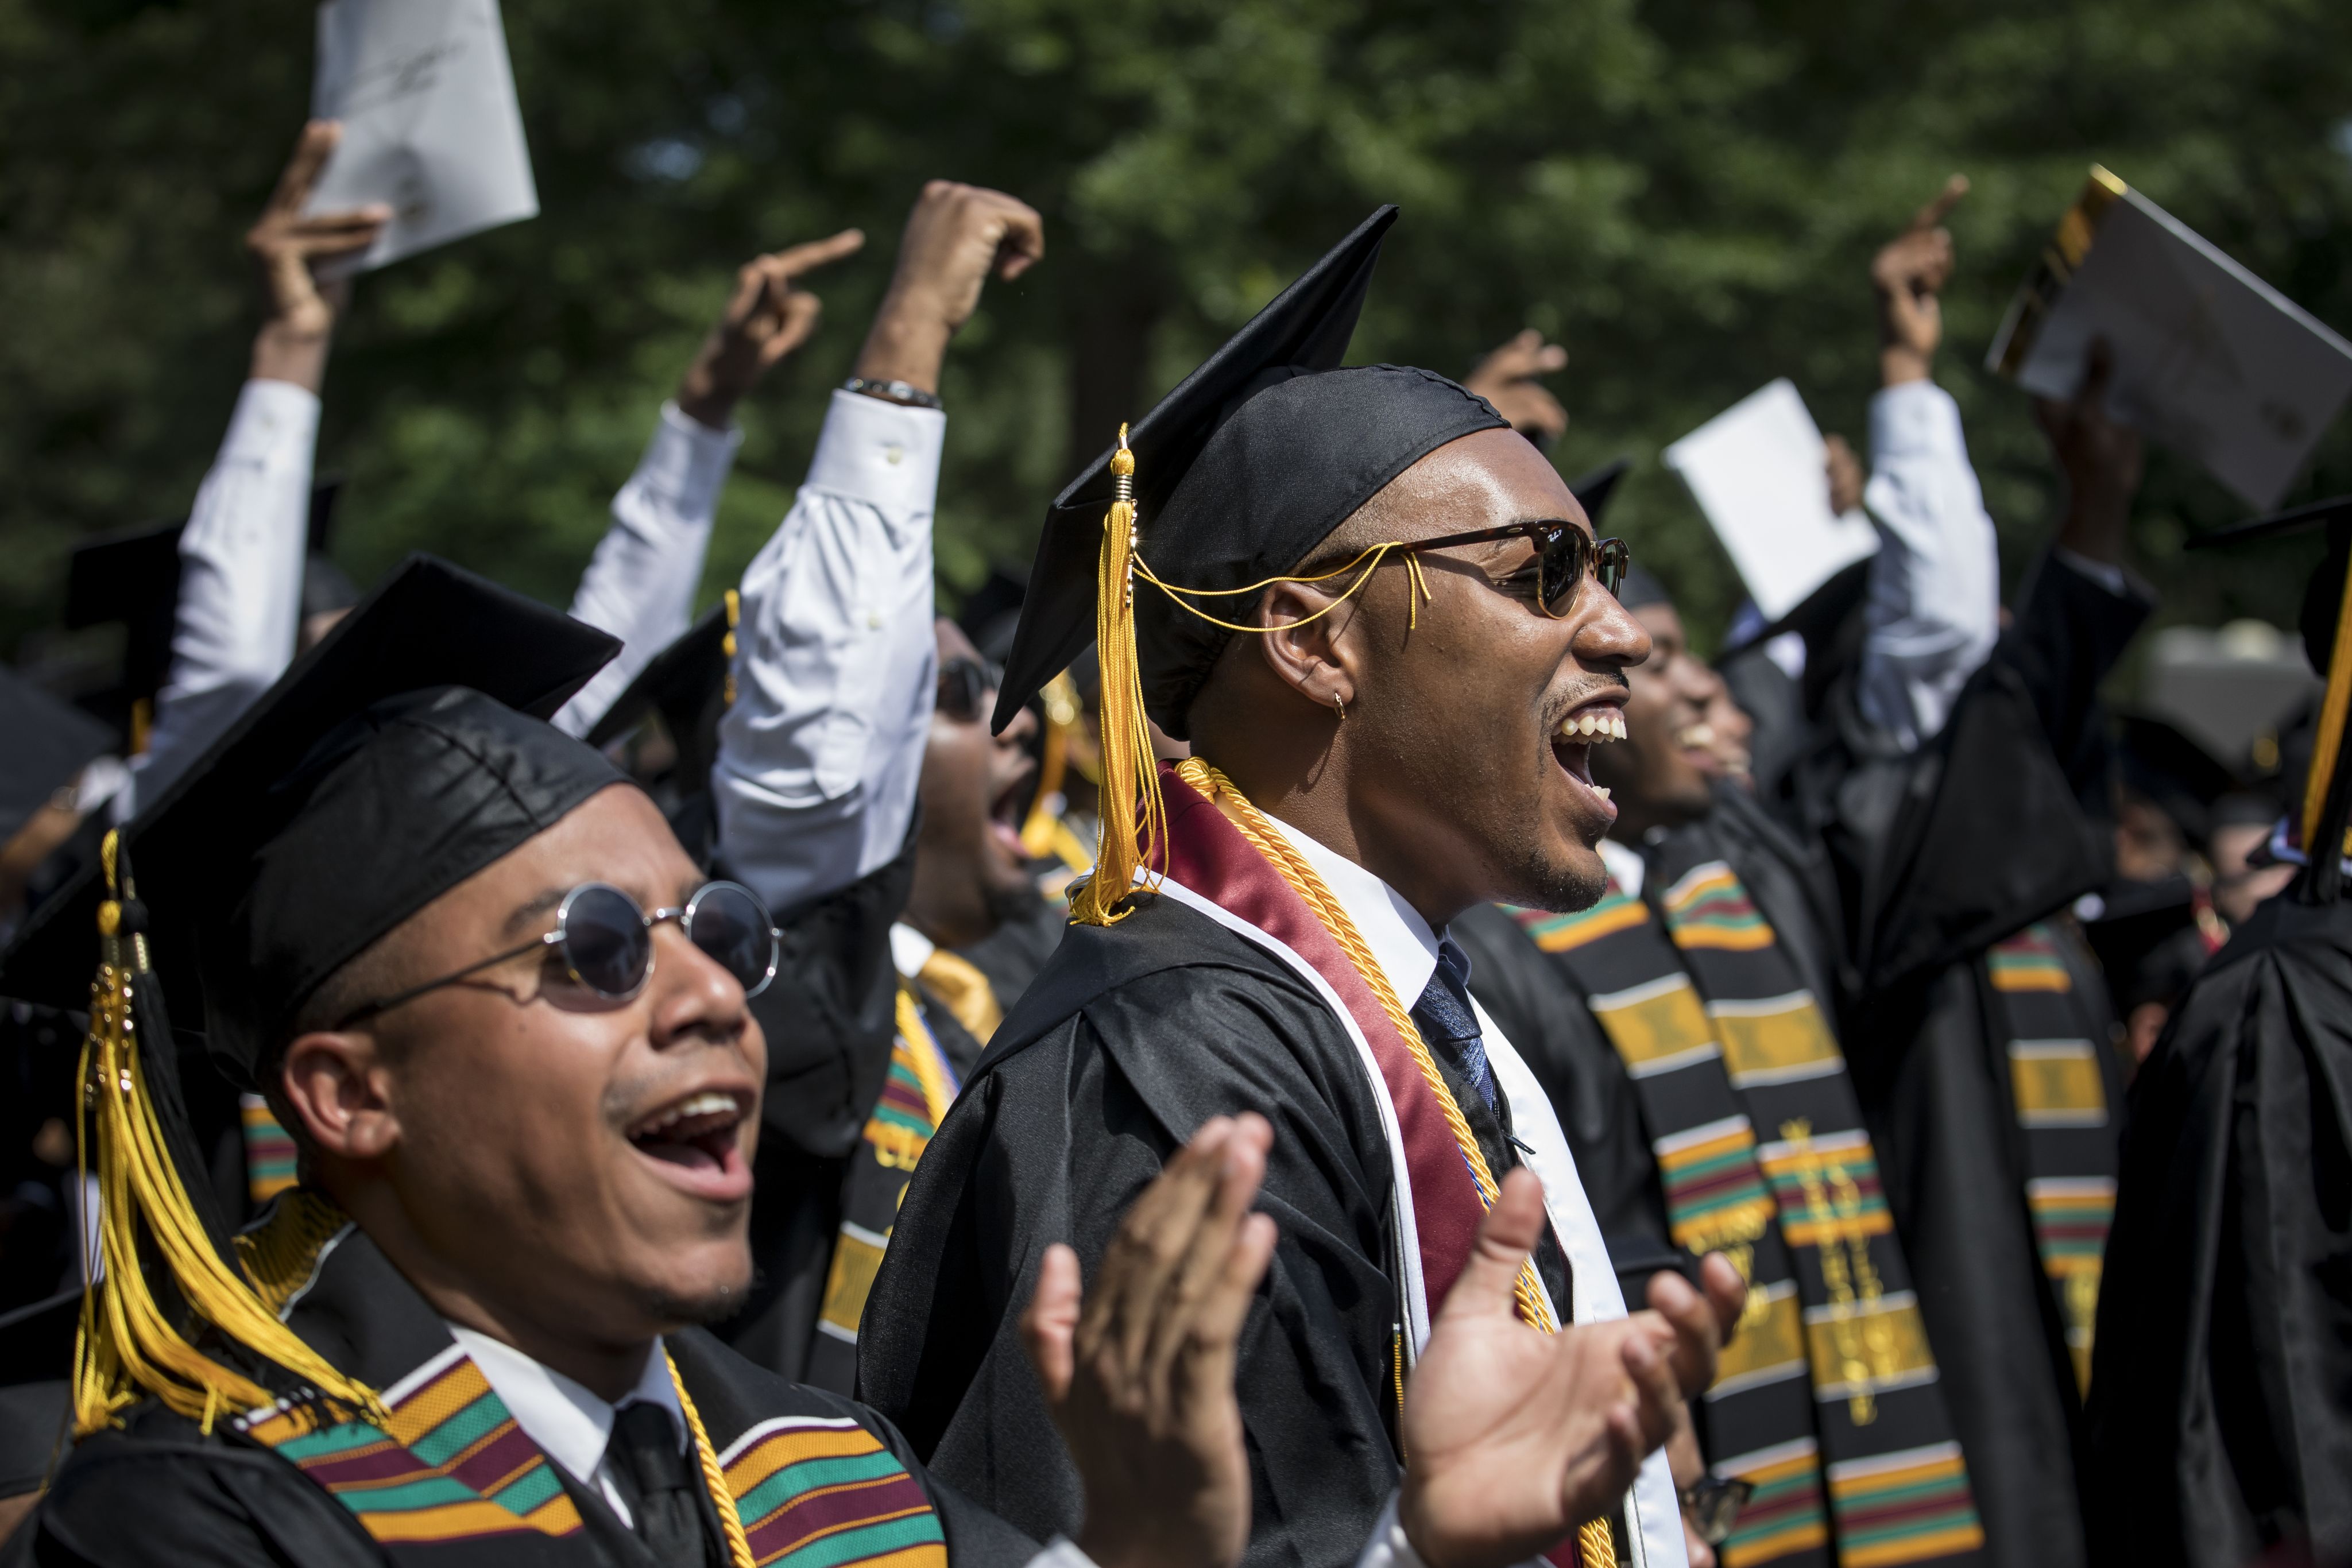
[[231, 1193, 949, 1568], [810, 986, 961, 1393], [1982, 924, 2117, 1396], [1512, 857, 1982, 1568]]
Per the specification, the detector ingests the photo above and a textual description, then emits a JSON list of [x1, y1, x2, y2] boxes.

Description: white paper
[[1662, 379, 1880, 622], [304, 0, 538, 274], [1997, 183, 2352, 510]]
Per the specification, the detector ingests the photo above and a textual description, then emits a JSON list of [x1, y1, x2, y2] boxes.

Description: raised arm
[[1854, 175, 2003, 752], [713, 181, 1044, 914], [554, 230, 865, 737], [130, 121, 385, 809]]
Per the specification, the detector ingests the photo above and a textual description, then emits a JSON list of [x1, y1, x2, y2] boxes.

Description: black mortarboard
[[995, 206, 1511, 742], [65, 480, 362, 738], [0, 556, 624, 1081], [583, 596, 737, 852], [1569, 458, 1631, 528], [2188, 495, 2352, 899], [2114, 712, 2239, 848], [0, 668, 114, 846]]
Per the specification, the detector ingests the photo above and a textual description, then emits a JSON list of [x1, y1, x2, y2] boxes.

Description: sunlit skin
[[277, 786, 764, 1402], [1187, 427, 1651, 928], [1590, 601, 1743, 841], [908, 618, 1040, 948]]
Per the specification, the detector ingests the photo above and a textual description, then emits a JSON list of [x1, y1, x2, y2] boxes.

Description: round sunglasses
[[334, 881, 782, 1028]]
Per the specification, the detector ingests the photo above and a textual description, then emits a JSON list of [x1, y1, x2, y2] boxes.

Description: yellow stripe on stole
[[1711, 1281, 1807, 1394], [1708, 993, 1840, 1086], [819, 1222, 891, 1338], [2007, 1040, 2108, 1126], [1587, 973, 1720, 1077], [1802, 1294, 1938, 1399]]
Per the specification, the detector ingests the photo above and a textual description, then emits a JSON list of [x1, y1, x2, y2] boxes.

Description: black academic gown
[[3, 1211, 1038, 1568], [2083, 882, 2352, 1568], [1771, 552, 2149, 1568], [861, 893, 1438, 1568]]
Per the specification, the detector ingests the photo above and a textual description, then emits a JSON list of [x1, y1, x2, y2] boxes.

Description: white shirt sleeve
[[552, 402, 743, 738], [125, 378, 319, 812], [1855, 380, 2001, 751], [713, 390, 945, 913]]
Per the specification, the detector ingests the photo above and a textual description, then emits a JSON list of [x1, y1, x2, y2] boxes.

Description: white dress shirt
[[1856, 380, 2001, 752], [122, 378, 320, 815], [1254, 814, 1689, 1568], [447, 1326, 687, 1530], [553, 402, 745, 738], [714, 390, 946, 915]]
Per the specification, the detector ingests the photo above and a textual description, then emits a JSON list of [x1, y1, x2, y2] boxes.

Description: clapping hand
[[1398, 1170, 1746, 1568], [1022, 1114, 1278, 1568]]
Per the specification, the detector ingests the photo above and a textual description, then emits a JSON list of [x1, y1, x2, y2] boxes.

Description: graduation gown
[[2083, 884, 2352, 1567], [1768, 553, 2148, 1568], [3, 1199, 1038, 1568], [857, 893, 1411, 1568]]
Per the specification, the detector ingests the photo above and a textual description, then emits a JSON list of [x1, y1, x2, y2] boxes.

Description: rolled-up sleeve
[[553, 403, 742, 737], [714, 390, 945, 913], [128, 378, 319, 810], [1856, 380, 2001, 750]]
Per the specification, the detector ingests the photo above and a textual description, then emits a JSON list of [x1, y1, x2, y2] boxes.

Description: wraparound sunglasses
[[334, 880, 782, 1028]]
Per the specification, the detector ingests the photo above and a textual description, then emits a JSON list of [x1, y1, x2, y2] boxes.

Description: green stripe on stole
[[1507, 852, 1982, 1568]]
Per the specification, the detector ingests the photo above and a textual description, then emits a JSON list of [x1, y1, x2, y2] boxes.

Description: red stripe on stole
[[746, 1470, 935, 1554], [1150, 767, 1494, 1319]]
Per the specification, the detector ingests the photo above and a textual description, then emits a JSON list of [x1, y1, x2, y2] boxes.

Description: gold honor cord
[[1019, 671, 1081, 857], [74, 831, 386, 1437], [1173, 760, 1558, 1336], [1129, 539, 1436, 633], [2303, 564, 2352, 860], [666, 1350, 758, 1568]]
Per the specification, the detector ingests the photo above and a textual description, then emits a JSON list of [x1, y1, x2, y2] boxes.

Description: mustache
[[1544, 672, 1631, 728]]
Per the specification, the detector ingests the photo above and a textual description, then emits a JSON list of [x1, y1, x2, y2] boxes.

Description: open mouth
[[625, 1088, 753, 1202], [986, 760, 1038, 861], [1550, 701, 1627, 815]]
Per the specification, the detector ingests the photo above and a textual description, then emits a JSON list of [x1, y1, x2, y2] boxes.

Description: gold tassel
[[1071, 425, 1166, 926], [72, 831, 386, 1437], [1019, 670, 1080, 858], [2302, 565, 2352, 861], [721, 587, 741, 709]]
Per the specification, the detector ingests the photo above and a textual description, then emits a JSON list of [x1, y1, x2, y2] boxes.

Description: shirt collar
[[447, 1325, 685, 1488], [888, 921, 934, 982], [1256, 812, 1443, 1006], [1597, 837, 1646, 900]]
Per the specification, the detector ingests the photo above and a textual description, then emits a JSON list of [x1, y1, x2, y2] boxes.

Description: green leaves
[[3, 0, 2347, 664]]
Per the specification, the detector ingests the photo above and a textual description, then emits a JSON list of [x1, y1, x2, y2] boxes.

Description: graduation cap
[[0, 667, 114, 847], [1569, 457, 1630, 526], [581, 593, 738, 861], [2114, 712, 2241, 849], [997, 205, 1511, 924], [2188, 494, 2352, 899], [0, 554, 622, 1437], [63, 480, 358, 746]]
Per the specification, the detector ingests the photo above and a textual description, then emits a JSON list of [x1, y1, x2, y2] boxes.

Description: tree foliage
[[5, 0, 2348, 665]]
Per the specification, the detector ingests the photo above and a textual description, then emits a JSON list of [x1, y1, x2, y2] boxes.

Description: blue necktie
[[1412, 937, 1499, 1115]]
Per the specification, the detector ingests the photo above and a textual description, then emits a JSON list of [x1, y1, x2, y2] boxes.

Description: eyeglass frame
[[331, 880, 783, 1029], [1382, 518, 1632, 616]]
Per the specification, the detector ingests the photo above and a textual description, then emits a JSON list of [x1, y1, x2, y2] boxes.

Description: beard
[[1500, 833, 1609, 916]]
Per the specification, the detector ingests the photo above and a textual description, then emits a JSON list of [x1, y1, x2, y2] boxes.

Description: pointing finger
[[1909, 173, 1970, 233], [773, 228, 867, 281]]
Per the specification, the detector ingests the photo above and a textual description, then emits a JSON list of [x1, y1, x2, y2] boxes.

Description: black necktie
[[605, 1401, 707, 1566], [1412, 936, 1500, 1114]]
